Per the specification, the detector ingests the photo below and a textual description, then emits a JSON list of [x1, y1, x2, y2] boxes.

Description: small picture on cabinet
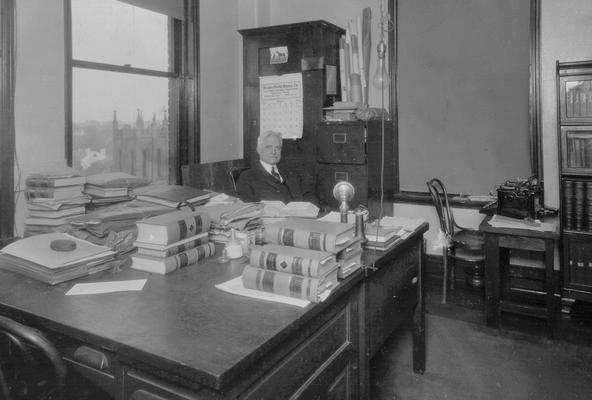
[[270, 46, 288, 64]]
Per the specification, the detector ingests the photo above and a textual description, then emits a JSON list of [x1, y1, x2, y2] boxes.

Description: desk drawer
[[125, 370, 201, 400], [242, 301, 356, 400]]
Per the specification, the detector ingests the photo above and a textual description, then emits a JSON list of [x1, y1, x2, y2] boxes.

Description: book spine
[[249, 248, 322, 277], [25, 188, 58, 199], [165, 242, 215, 271], [263, 226, 336, 252], [241, 265, 329, 303], [139, 237, 209, 258], [151, 214, 210, 245], [25, 178, 57, 188]]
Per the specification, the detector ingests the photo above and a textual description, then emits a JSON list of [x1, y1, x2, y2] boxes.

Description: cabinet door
[[563, 235, 592, 296], [315, 123, 366, 164], [559, 75, 592, 124], [560, 126, 592, 175]]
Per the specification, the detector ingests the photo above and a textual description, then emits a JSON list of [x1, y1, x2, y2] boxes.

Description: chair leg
[[450, 257, 455, 291], [442, 246, 448, 304]]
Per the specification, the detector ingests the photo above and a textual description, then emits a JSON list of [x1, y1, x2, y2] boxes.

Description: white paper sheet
[[216, 276, 312, 308], [65, 279, 146, 295]]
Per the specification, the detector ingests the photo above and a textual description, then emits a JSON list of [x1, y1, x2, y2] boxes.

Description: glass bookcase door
[[559, 76, 592, 124], [561, 126, 592, 175]]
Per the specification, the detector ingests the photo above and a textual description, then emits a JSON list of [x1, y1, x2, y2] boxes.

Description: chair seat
[[449, 247, 486, 262], [451, 230, 485, 251]]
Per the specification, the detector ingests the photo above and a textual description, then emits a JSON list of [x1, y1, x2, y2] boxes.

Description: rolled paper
[[350, 73, 363, 105]]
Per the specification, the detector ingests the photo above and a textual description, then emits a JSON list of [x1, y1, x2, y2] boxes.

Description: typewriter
[[496, 176, 544, 220]]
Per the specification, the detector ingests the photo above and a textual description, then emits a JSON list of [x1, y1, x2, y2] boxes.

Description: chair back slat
[[426, 178, 458, 237]]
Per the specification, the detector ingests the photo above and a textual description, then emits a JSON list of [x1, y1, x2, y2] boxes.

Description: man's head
[[257, 131, 283, 165]]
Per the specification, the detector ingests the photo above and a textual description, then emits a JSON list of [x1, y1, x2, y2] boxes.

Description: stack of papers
[[0, 233, 116, 285], [488, 215, 555, 232]]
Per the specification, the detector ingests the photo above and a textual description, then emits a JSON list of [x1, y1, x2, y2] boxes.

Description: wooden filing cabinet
[[315, 120, 394, 211]]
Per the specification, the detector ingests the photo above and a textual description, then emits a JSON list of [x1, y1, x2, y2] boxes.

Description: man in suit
[[236, 130, 318, 205]]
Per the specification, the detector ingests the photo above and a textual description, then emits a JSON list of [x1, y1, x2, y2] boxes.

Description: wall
[[540, 0, 592, 208], [200, 0, 242, 163], [14, 0, 67, 237]]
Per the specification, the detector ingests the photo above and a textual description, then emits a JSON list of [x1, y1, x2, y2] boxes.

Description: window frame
[[64, 0, 200, 184], [388, 0, 542, 203]]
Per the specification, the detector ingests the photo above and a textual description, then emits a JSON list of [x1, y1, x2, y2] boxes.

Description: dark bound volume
[[135, 209, 211, 246], [241, 264, 339, 303], [249, 244, 337, 277], [263, 217, 355, 253], [587, 182, 592, 232], [564, 180, 574, 230], [575, 181, 585, 231]]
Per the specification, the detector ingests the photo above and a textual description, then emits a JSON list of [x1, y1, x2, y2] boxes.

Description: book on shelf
[[134, 232, 209, 258], [263, 217, 355, 253], [135, 209, 211, 246], [249, 244, 337, 277], [131, 242, 215, 275], [27, 204, 85, 218], [25, 185, 85, 201], [261, 201, 320, 218], [25, 166, 85, 188], [135, 185, 212, 208], [241, 264, 339, 303]]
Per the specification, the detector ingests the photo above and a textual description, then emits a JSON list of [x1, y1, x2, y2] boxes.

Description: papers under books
[[135, 184, 212, 208], [215, 276, 311, 308], [488, 214, 555, 232], [0, 233, 116, 285], [264, 217, 355, 253], [261, 201, 320, 218]]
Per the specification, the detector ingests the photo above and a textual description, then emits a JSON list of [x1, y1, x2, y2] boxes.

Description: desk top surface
[[478, 215, 559, 239], [0, 223, 428, 392]]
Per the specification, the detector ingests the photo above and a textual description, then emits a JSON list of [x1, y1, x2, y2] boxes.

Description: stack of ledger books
[[0, 232, 116, 285], [84, 172, 149, 206], [135, 184, 212, 208], [131, 208, 215, 275], [363, 223, 405, 251], [241, 218, 356, 303], [23, 167, 89, 236]]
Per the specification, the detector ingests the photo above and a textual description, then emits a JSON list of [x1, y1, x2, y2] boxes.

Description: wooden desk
[[479, 216, 559, 332], [0, 223, 427, 400]]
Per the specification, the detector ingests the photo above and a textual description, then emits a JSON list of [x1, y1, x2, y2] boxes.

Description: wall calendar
[[259, 73, 303, 139]]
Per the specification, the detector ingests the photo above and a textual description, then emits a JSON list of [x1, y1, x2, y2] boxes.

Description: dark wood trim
[[192, 0, 200, 165], [393, 190, 494, 209], [64, 0, 72, 165], [71, 60, 180, 78], [389, 0, 399, 193], [391, 0, 542, 197], [530, 0, 542, 182], [0, 0, 16, 241]]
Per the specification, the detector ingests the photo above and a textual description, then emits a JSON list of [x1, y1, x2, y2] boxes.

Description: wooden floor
[[370, 277, 592, 399]]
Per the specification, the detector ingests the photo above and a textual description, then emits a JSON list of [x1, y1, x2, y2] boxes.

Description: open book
[[261, 201, 319, 218]]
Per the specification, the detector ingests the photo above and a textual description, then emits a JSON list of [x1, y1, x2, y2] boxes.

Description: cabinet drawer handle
[[332, 133, 347, 143], [334, 171, 349, 181], [73, 346, 109, 371]]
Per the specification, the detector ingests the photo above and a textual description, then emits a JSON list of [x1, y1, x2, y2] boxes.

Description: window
[[67, 0, 198, 183]]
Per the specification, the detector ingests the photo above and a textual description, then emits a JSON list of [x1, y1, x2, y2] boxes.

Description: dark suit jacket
[[236, 163, 318, 205]]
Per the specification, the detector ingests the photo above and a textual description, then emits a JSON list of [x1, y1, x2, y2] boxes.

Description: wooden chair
[[229, 166, 249, 196], [426, 178, 485, 304], [0, 315, 67, 400]]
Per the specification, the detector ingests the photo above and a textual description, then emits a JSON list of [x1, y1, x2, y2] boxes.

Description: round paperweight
[[50, 239, 77, 252]]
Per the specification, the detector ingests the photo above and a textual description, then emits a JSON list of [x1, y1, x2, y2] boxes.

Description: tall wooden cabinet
[[239, 21, 344, 177], [557, 60, 592, 303]]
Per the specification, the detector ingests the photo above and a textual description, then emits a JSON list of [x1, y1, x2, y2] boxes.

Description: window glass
[[71, 0, 169, 71], [72, 68, 170, 182]]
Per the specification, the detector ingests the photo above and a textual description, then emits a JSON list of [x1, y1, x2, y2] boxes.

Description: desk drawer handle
[[73, 346, 109, 371], [130, 389, 167, 400], [411, 277, 418, 284]]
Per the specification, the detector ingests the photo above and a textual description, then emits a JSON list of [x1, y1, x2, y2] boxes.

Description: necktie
[[271, 166, 282, 182]]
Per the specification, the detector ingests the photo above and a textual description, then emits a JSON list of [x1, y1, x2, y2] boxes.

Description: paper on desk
[[216, 276, 313, 308], [65, 279, 146, 295], [488, 215, 555, 232]]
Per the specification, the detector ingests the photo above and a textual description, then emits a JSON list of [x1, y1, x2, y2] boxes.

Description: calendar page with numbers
[[259, 73, 303, 139]]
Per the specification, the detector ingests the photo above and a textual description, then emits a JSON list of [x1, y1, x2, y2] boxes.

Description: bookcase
[[557, 60, 592, 302], [239, 21, 344, 177]]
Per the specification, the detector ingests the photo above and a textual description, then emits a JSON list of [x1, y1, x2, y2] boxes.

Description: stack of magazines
[[0, 233, 116, 285]]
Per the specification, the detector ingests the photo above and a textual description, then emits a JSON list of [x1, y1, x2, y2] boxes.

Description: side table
[[479, 216, 559, 334]]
